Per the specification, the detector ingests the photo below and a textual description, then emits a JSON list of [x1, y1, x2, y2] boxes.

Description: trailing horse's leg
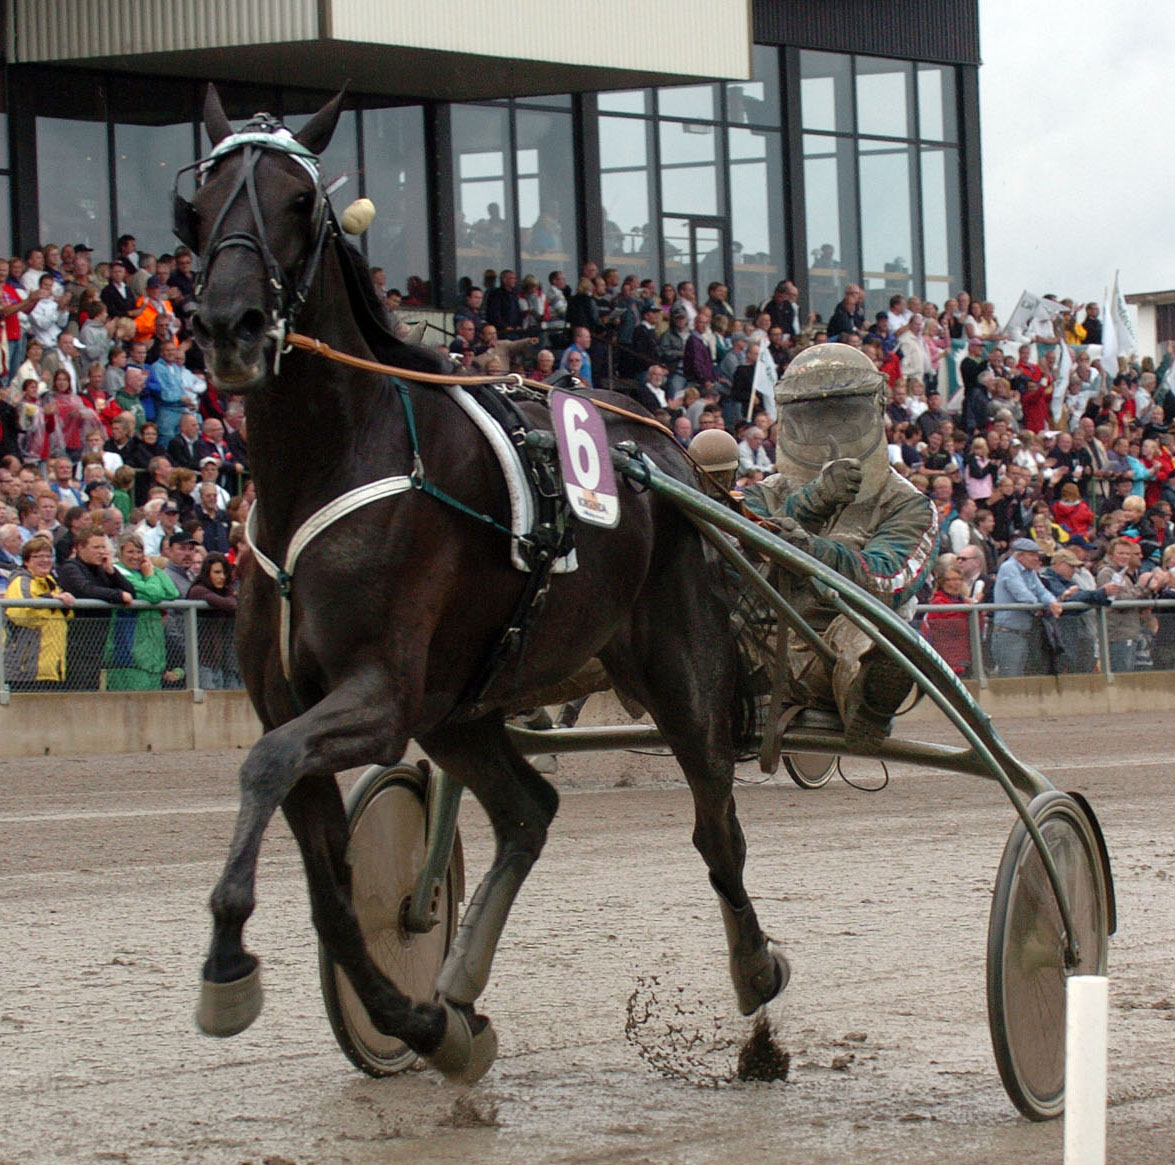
[[415, 717, 560, 1079], [602, 624, 789, 1016], [197, 677, 428, 1040], [279, 771, 447, 1054]]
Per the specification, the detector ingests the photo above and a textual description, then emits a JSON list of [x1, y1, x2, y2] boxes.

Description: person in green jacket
[[104, 530, 181, 690]]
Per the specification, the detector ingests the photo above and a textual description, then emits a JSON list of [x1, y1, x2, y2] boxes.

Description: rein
[[283, 332, 678, 441]]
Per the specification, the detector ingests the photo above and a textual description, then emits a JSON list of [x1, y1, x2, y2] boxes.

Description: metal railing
[[1, 596, 240, 703], [913, 597, 1175, 687], [5, 594, 1174, 701]]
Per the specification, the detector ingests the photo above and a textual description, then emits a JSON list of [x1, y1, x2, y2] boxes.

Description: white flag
[[1100, 269, 1138, 379], [1051, 341, 1072, 424], [751, 344, 778, 421], [1100, 278, 1119, 379], [1109, 270, 1138, 355], [1005, 290, 1040, 337]]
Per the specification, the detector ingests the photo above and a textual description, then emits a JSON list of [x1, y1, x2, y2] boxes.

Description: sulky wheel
[[986, 790, 1111, 1121], [318, 763, 461, 1077], [782, 752, 838, 790]]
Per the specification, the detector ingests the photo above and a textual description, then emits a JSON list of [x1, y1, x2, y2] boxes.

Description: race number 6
[[551, 389, 620, 528], [562, 397, 601, 491]]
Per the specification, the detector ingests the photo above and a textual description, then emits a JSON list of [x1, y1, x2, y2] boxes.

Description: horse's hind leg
[[602, 619, 789, 1016], [415, 717, 559, 1077]]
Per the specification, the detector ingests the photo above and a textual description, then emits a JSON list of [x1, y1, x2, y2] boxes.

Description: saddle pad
[[442, 384, 577, 574]]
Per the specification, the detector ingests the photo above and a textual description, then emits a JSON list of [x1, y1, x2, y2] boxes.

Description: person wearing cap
[[197, 456, 231, 510], [990, 538, 1063, 676], [83, 478, 113, 515], [742, 342, 939, 749], [624, 300, 663, 379], [1040, 547, 1116, 673], [133, 274, 177, 343], [160, 530, 196, 597]]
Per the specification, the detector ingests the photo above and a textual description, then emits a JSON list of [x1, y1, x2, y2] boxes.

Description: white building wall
[[329, 0, 752, 79], [9, 0, 319, 60], [9, 0, 752, 82]]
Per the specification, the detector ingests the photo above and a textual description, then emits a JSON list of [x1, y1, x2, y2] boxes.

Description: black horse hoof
[[734, 941, 790, 1016], [196, 964, 263, 1036], [426, 1000, 498, 1084]]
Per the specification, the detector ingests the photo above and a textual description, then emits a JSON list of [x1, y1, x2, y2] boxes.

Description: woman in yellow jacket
[[3, 534, 75, 689]]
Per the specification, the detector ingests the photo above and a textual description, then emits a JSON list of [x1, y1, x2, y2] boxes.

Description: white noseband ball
[[340, 198, 375, 235]]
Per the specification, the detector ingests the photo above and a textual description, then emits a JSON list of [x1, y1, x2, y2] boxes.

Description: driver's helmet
[[774, 343, 887, 472]]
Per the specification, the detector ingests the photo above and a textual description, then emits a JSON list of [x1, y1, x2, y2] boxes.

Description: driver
[[743, 342, 939, 748]]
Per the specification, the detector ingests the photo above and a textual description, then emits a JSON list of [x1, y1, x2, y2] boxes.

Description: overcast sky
[[979, 0, 1174, 319]]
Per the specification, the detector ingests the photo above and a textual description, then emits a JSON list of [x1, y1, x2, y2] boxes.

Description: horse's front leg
[[196, 675, 427, 1041]]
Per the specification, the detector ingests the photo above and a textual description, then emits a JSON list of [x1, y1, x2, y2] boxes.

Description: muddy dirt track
[[1, 711, 1173, 1163]]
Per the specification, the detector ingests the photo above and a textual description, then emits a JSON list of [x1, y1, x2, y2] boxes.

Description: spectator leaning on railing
[[3, 533, 74, 689], [989, 539, 1063, 678]]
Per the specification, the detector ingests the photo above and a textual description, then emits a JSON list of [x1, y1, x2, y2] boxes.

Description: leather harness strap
[[283, 331, 677, 441]]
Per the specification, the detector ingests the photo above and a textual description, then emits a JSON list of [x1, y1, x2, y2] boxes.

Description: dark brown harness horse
[[188, 86, 787, 1081]]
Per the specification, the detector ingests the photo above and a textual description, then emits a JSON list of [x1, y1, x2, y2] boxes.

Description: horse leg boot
[[418, 720, 558, 1083], [426, 848, 538, 1084], [711, 876, 790, 1014]]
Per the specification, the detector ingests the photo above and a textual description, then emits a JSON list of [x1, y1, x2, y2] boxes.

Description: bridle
[[173, 114, 335, 369]]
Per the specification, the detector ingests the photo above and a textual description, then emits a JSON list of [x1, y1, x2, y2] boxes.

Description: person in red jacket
[[1139, 438, 1173, 509], [923, 565, 977, 676], [1051, 482, 1095, 536]]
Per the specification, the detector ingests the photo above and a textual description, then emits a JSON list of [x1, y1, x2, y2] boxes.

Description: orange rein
[[283, 331, 676, 440]]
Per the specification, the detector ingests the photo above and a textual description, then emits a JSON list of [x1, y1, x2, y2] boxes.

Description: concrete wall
[[2, 672, 1169, 758]]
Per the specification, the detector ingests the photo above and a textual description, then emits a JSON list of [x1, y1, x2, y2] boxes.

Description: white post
[[1064, 975, 1108, 1165]]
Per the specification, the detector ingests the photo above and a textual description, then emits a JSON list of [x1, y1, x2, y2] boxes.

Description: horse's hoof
[[196, 965, 263, 1037], [734, 941, 790, 1016], [426, 1001, 498, 1085]]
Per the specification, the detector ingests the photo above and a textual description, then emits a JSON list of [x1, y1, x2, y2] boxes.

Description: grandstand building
[[2, 0, 983, 318]]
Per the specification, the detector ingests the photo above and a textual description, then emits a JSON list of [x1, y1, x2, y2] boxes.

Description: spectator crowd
[[4, 231, 1174, 693], [1, 236, 244, 691]]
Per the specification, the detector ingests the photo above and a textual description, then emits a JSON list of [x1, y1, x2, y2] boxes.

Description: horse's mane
[[333, 236, 445, 375]]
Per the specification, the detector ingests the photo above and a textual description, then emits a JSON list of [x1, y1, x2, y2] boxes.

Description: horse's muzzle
[[193, 306, 271, 388]]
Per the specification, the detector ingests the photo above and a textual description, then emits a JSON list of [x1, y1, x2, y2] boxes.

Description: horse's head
[[184, 85, 345, 390]]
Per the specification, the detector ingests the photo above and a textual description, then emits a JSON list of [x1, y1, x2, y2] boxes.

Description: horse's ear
[[204, 84, 233, 146], [293, 87, 348, 155]]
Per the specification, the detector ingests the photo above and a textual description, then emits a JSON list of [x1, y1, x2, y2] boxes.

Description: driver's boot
[[837, 645, 914, 751]]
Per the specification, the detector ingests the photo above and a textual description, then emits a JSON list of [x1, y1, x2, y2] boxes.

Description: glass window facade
[[37, 116, 110, 251], [799, 49, 962, 319], [361, 106, 431, 304], [451, 99, 578, 292], [593, 45, 785, 314], [2, 43, 972, 318]]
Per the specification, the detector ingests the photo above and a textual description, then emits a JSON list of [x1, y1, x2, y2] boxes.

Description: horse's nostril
[[235, 309, 267, 344], [191, 313, 212, 344]]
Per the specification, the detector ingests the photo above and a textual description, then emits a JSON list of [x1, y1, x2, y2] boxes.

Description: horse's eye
[[292, 191, 315, 214]]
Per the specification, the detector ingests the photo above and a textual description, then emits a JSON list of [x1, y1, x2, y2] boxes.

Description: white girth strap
[[244, 475, 413, 678]]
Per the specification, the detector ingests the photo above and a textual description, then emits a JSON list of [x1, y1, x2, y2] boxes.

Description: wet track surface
[[1, 712, 1173, 1163]]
